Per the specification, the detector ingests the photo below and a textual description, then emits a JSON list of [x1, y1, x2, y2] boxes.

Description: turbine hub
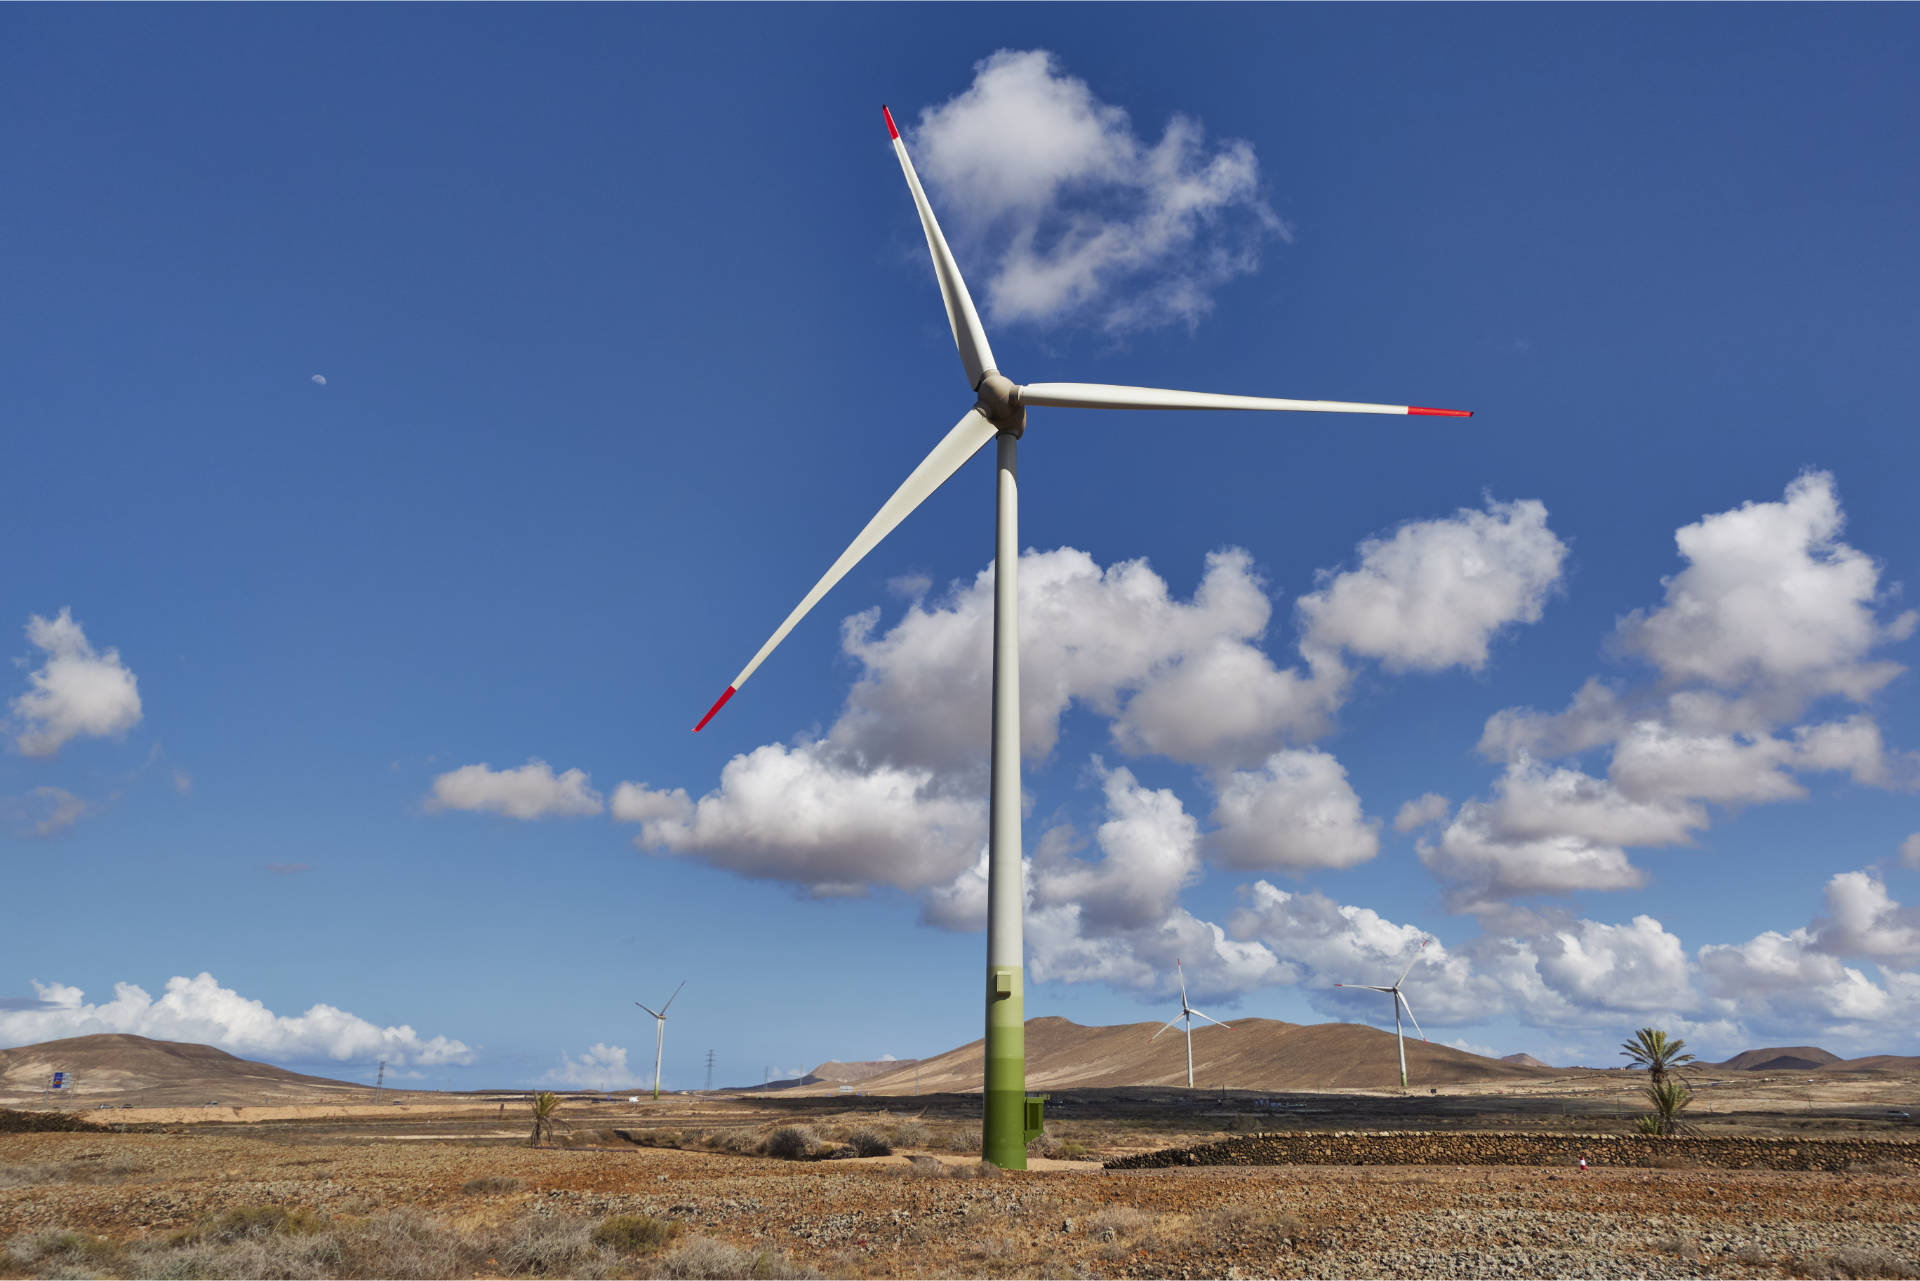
[[974, 371, 1025, 437]]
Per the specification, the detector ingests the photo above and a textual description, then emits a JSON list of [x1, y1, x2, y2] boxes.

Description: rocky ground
[[4, 1116, 1920, 1279]]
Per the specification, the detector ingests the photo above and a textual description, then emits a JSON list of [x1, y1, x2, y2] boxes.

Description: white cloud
[[1030, 764, 1201, 931], [545, 1044, 633, 1091], [1812, 871, 1920, 965], [836, 546, 1289, 774], [1697, 929, 1896, 1027], [1207, 750, 1379, 872], [1419, 802, 1646, 908], [1026, 902, 1285, 997], [615, 743, 984, 896], [1393, 793, 1451, 833], [1615, 471, 1915, 711], [1902, 833, 1920, 870], [1479, 678, 1630, 763], [0, 973, 471, 1066], [172, 769, 193, 795], [1297, 498, 1567, 674], [310, 374, 327, 386], [10, 608, 143, 757], [912, 49, 1281, 334], [1526, 915, 1695, 1015], [426, 759, 604, 819]]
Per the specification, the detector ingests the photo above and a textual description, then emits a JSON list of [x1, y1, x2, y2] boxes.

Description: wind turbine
[[693, 103, 1471, 1169], [1336, 939, 1430, 1090], [634, 981, 685, 1101], [1151, 959, 1232, 1089]]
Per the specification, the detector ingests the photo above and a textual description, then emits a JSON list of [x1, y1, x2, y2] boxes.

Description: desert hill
[[1818, 1054, 1920, 1074], [809, 1058, 922, 1085], [0, 1034, 370, 1107], [1716, 1046, 1842, 1071], [1501, 1053, 1550, 1068], [800, 1016, 1558, 1095]]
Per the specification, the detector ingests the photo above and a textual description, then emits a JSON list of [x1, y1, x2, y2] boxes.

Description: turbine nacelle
[[973, 371, 1025, 436]]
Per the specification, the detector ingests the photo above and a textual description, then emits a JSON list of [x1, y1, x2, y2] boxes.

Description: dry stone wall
[[1105, 1129, 1920, 1172]]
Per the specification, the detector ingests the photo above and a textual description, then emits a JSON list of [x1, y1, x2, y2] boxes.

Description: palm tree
[[1636, 1077, 1695, 1137], [529, 1091, 563, 1146], [1620, 1028, 1695, 1088]]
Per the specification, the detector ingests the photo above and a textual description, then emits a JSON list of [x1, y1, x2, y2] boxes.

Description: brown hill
[[809, 1059, 921, 1085], [0, 1035, 370, 1107], [1717, 1046, 1841, 1071], [1501, 1053, 1550, 1069], [1819, 1054, 1920, 1074], [818, 1016, 1556, 1095]]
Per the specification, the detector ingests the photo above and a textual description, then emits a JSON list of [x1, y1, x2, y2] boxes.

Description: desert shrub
[[1027, 1132, 1092, 1160], [703, 1129, 758, 1155], [486, 1215, 613, 1278], [1735, 1243, 1771, 1267], [887, 1120, 930, 1148], [169, 1204, 327, 1246], [331, 1209, 467, 1279], [1653, 1231, 1702, 1262], [1791, 1247, 1918, 1279], [461, 1174, 525, 1194], [653, 1236, 820, 1279], [1085, 1205, 1157, 1242], [5, 1229, 123, 1270], [760, 1125, 818, 1160], [591, 1213, 680, 1255], [845, 1128, 892, 1157]]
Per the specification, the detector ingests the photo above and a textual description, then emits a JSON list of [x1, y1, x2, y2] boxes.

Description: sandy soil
[[4, 1086, 1920, 1279]]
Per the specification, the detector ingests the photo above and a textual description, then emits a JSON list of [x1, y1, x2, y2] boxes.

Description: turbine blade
[[1151, 1017, 1184, 1041], [1399, 992, 1428, 1043], [1396, 938, 1431, 987], [883, 105, 996, 391], [694, 407, 999, 730], [634, 1002, 662, 1019], [1336, 984, 1394, 993], [1177, 958, 1189, 1006], [659, 980, 687, 1015], [1018, 382, 1472, 417], [1190, 1008, 1232, 1030]]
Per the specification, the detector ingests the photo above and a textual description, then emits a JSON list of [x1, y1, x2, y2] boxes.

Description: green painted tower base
[[983, 964, 1026, 1169]]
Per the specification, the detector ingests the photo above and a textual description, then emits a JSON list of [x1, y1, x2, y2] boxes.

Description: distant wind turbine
[[692, 102, 1471, 1168], [1336, 939, 1430, 1089], [1151, 959, 1231, 1089], [635, 981, 685, 1101]]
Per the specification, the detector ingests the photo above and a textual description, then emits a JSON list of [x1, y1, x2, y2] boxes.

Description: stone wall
[[1105, 1130, 1920, 1172]]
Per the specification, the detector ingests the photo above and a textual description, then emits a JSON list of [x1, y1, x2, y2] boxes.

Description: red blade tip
[[693, 685, 737, 733], [881, 104, 899, 140], [1408, 406, 1473, 417]]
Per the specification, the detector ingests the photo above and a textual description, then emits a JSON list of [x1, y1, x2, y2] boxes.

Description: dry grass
[[459, 1174, 525, 1194], [0, 1203, 811, 1280], [1788, 1246, 1919, 1279], [0, 1155, 142, 1188]]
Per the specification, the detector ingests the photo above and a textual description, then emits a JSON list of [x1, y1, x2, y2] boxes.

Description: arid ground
[[5, 1080, 1920, 1280]]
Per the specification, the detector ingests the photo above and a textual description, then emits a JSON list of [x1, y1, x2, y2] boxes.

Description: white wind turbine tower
[[635, 981, 685, 1102], [693, 103, 1471, 1168], [1151, 959, 1232, 1089], [1336, 939, 1431, 1090]]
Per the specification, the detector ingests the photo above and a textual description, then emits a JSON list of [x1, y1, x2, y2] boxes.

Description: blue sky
[[4, 6, 1918, 1091]]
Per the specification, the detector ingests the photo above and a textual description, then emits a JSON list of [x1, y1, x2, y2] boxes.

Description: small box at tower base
[[1023, 1095, 1046, 1144]]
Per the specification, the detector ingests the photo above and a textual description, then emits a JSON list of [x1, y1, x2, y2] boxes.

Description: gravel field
[[5, 1119, 1920, 1279]]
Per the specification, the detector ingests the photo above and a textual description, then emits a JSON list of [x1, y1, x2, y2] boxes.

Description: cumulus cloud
[[545, 1043, 632, 1091], [427, 759, 604, 819], [0, 973, 472, 1066], [1812, 871, 1920, 965], [1615, 471, 1915, 712], [1298, 498, 1567, 673], [10, 609, 143, 757], [1030, 764, 1201, 931], [615, 744, 985, 896], [1207, 750, 1379, 872], [1447, 474, 1918, 906], [911, 49, 1282, 334], [1698, 929, 1896, 1028], [1393, 793, 1451, 833]]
